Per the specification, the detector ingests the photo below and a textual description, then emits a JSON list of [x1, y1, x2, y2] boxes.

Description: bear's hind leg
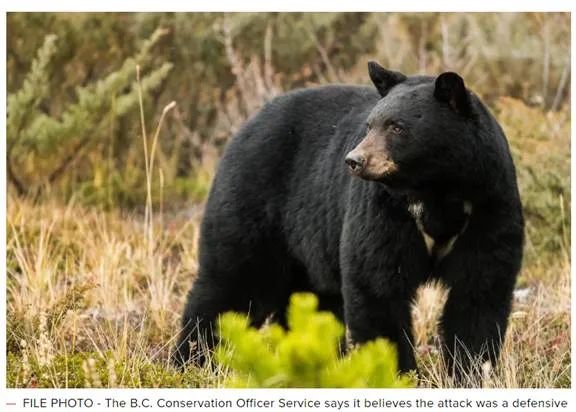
[[173, 248, 294, 368]]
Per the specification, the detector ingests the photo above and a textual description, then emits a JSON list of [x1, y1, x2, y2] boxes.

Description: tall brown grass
[[6, 191, 570, 387]]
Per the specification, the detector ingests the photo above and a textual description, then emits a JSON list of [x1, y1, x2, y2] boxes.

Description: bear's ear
[[434, 72, 471, 116], [368, 61, 406, 97]]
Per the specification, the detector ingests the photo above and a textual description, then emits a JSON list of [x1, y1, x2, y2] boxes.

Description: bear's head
[[345, 61, 477, 192]]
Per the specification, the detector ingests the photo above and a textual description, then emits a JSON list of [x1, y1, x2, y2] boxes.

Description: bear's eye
[[389, 124, 405, 135]]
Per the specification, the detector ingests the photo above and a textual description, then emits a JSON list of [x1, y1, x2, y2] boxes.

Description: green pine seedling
[[216, 293, 416, 388]]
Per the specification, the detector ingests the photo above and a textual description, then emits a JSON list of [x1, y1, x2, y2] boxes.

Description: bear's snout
[[345, 151, 367, 174]]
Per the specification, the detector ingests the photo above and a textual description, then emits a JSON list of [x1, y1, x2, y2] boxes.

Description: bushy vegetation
[[7, 27, 174, 206], [216, 293, 415, 388], [6, 12, 571, 388], [495, 98, 570, 268], [7, 12, 570, 208]]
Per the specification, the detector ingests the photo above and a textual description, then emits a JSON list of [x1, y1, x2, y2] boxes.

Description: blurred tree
[[7, 27, 172, 202], [6, 12, 570, 208]]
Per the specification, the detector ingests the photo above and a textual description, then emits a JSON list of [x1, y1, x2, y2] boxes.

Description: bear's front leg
[[439, 218, 523, 386], [339, 193, 427, 375], [440, 282, 514, 386], [342, 275, 418, 374]]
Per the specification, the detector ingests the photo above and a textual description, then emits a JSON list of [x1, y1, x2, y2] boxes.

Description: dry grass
[[6, 192, 570, 388], [6, 196, 214, 387]]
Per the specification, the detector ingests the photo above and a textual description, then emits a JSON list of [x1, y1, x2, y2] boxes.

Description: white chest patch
[[408, 201, 472, 261]]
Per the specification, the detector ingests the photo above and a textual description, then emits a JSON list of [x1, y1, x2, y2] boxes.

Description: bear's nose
[[345, 152, 366, 173]]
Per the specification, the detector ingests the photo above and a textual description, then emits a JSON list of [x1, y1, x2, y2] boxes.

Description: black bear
[[174, 62, 524, 382]]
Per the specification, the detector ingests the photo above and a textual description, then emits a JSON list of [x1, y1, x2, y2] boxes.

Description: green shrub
[[216, 293, 416, 388], [7, 28, 172, 203], [495, 97, 570, 268]]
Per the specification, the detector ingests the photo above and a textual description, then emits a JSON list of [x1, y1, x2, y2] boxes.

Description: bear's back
[[209, 85, 379, 204]]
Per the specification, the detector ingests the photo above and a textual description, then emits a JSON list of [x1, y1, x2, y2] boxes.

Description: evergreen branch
[[9, 28, 173, 193], [7, 33, 57, 146], [20, 30, 170, 154]]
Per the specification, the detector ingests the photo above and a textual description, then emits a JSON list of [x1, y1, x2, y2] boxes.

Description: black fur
[[174, 63, 524, 384]]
